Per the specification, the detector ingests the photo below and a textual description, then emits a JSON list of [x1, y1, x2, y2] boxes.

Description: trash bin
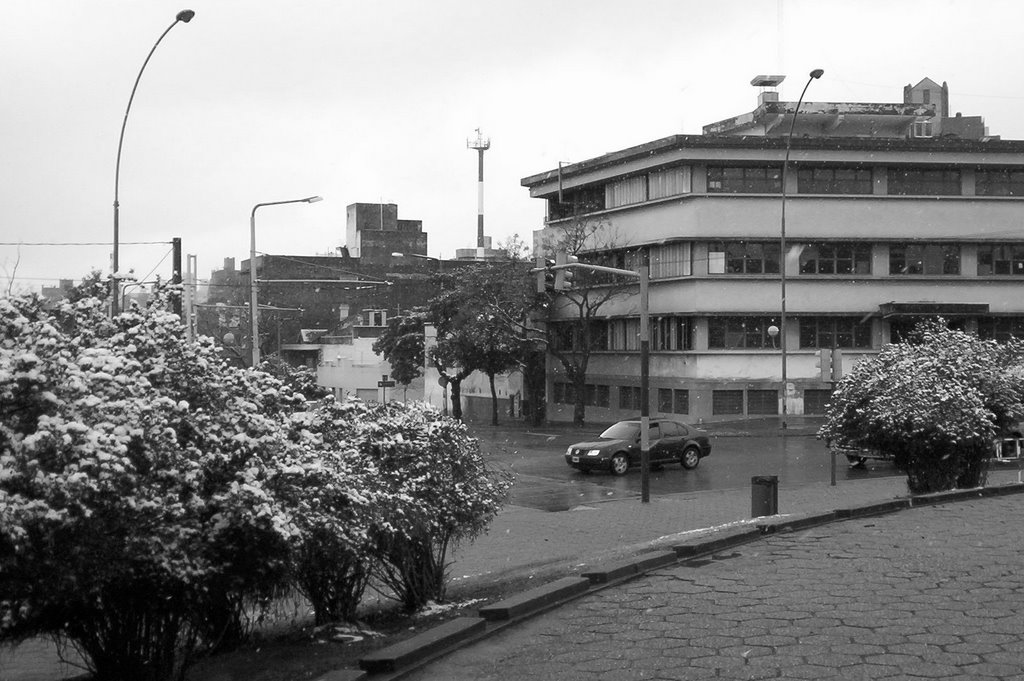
[[751, 475, 778, 518]]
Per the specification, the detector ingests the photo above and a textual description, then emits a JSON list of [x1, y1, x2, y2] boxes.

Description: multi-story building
[[523, 77, 1024, 424]]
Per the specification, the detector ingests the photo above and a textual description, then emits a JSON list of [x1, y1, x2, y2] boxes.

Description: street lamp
[[779, 68, 823, 429], [391, 252, 443, 272], [249, 196, 323, 367], [111, 9, 196, 316]]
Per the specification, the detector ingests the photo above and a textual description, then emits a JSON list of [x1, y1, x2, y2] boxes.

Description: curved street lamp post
[[779, 68, 823, 429], [111, 9, 195, 316], [249, 196, 323, 368]]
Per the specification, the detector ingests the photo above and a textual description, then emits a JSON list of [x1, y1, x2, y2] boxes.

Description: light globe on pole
[[249, 196, 323, 368], [779, 68, 823, 429], [111, 9, 196, 316]]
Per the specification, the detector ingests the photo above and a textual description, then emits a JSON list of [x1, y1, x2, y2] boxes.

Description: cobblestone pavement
[[406, 496, 1024, 680]]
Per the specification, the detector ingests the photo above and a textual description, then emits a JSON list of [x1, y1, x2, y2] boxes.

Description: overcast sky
[[4, 0, 1024, 291]]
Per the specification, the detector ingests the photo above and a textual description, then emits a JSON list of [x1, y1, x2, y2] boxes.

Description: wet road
[[473, 424, 902, 512]]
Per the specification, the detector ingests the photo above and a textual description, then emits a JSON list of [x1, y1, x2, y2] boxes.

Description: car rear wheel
[[680, 447, 701, 470], [610, 453, 629, 476]]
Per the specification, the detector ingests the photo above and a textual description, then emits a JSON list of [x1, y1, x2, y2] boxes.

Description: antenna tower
[[467, 128, 491, 249]]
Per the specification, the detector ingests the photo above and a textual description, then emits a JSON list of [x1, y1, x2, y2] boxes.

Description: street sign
[[377, 380, 396, 388]]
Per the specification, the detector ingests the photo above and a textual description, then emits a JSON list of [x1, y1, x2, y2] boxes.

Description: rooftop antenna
[[467, 128, 491, 249]]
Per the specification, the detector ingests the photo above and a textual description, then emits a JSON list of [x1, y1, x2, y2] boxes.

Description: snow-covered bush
[[0, 293, 299, 680], [339, 400, 512, 612], [272, 399, 379, 625], [820, 322, 1024, 493], [1, 287, 513, 680]]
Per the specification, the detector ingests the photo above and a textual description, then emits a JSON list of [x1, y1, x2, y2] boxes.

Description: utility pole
[[172, 237, 182, 317]]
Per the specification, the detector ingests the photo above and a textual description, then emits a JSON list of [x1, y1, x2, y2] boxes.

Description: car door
[[655, 421, 684, 462], [636, 423, 662, 464]]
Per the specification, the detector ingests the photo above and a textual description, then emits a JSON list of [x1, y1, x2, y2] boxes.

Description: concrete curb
[[672, 526, 763, 558], [478, 576, 591, 622], [581, 550, 678, 584], [328, 480, 1024, 680], [756, 510, 838, 534], [357, 617, 486, 674]]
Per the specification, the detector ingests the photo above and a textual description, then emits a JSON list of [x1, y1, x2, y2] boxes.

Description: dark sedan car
[[565, 419, 712, 475]]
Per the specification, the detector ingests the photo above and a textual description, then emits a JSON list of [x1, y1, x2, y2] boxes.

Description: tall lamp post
[[111, 9, 196, 316], [779, 68, 823, 429], [249, 196, 323, 367]]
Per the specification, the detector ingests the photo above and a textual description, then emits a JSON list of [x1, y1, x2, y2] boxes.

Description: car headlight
[[587, 449, 601, 457], [566, 447, 575, 456]]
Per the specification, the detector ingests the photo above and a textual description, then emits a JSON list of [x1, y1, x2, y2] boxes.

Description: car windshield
[[600, 422, 639, 440]]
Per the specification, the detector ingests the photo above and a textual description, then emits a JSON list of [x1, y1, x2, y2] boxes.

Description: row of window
[[663, 241, 1023, 278], [553, 167, 1024, 216], [551, 384, 836, 416], [552, 316, 1024, 351], [552, 382, 690, 413]]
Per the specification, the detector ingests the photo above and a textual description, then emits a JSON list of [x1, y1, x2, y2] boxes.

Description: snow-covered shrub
[[337, 400, 512, 612], [0, 293, 299, 680], [272, 399, 378, 624], [820, 322, 1024, 494]]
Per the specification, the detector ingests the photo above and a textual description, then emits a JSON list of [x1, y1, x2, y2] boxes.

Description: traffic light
[[553, 252, 579, 291], [535, 256, 555, 293]]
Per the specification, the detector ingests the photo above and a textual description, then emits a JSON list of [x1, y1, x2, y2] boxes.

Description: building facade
[[523, 77, 1024, 424]]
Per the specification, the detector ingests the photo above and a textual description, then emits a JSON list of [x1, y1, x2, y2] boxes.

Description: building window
[[887, 169, 961, 196], [707, 241, 780, 275], [712, 390, 744, 415], [607, 319, 641, 351], [889, 244, 960, 275], [707, 166, 782, 193], [799, 317, 872, 349], [657, 388, 690, 414], [797, 167, 873, 195], [648, 167, 692, 199], [747, 390, 778, 415], [799, 242, 872, 275], [548, 185, 606, 220], [619, 386, 644, 410], [978, 244, 1024, 275], [976, 170, 1024, 197], [912, 120, 933, 138], [652, 316, 693, 351], [650, 242, 692, 278], [585, 384, 611, 408], [978, 318, 1024, 342], [606, 175, 647, 208], [708, 316, 779, 349], [359, 309, 387, 326], [555, 382, 610, 406], [804, 389, 833, 415]]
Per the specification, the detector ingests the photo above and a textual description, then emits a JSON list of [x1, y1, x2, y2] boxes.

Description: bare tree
[[537, 217, 633, 427]]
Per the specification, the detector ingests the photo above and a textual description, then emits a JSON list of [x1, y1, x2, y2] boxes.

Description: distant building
[[523, 77, 1024, 424], [345, 202, 427, 265], [40, 279, 74, 303]]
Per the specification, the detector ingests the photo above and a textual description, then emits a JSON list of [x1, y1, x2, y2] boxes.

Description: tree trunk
[[570, 367, 588, 427], [488, 372, 499, 426], [449, 380, 463, 420]]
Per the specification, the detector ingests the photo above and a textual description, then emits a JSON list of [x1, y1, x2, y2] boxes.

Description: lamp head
[[176, 9, 195, 22], [306, 196, 323, 203], [809, 69, 824, 79]]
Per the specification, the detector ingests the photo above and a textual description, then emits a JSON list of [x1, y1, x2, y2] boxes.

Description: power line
[[0, 240, 170, 246]]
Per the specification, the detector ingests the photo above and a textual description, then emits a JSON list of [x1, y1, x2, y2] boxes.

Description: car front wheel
[[680, 447, 701, 470], [610, 453, 629, 476]]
